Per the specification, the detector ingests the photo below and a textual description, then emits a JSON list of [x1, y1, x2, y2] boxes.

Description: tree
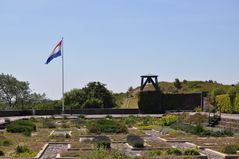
[[210, 87, 226, 104], [174, 78, 182, 90], [227, 87, 239, 105], [64, 89, 86, 108], [0, 73, 46, 109], [83, 82, 116, 108], [0, 73, 31, 107], [64, 81, 116, 108]]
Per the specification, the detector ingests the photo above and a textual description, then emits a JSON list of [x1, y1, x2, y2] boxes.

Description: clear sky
[[0, 0, 239, 99]]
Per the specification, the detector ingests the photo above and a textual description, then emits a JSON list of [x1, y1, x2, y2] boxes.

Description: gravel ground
[[39, 143, 68, 159]]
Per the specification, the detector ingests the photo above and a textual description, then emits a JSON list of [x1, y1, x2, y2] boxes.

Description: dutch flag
[[45, 40, 62, 64]]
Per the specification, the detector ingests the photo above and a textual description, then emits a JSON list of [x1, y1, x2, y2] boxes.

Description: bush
[[222, 145, 238, 154], [93, 136, 111, 149], [0, 150, 4, 156], [6, 120, 36, 135], [146, 150, 162, 156], [166, 148, 182, 156], [159, 114, 179, 126], [123, 115, 138, 127], [87, 119, 128, 134], [16, 145, 31, 154], [234, 94, 239, 113], [127, 134, 144, 148], [216, 94, 232, 113], [184, 148, 200, 155], [2, 140, 12, 146], [170, 122, 234, 137]]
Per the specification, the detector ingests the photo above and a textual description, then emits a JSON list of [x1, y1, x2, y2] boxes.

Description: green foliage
[[64, 82, 116, 108], [6, 120, 36, 136], [127, 134, 144, 148], [0, 150, 4, 156], [123, 115, 138, 127], [174, 78, 182, 90], [16, 145, 31, 154], [159, 114, 179, 126], [227, 87, 239, 104], [170, 122, 233, 137], [184, 148, 200, 155], [194, 106, 202, 112], [222, 145, 238, 154], [234, 94, 239, 112], [166, 148, 182, 155], [93, 136, 111, 149], [82, 98, 103, 108], [146, 150, 162, 156], [210, 87, 226, 104], [87, 118, 128, 134], [2, 139, 12, 146], [216, 94, 232, 113], [0, 73, 46, 109]]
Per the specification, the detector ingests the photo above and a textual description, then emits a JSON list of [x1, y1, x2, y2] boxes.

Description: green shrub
[[170, 122, 233, 137], [184, 148, 200, 155], [123, 115, 138, 127], [166, 148, 182, 156], [6, 120, 36, 136], [127, 134, 144, 148], [16, 145, 31, 154], [23, 129, 31, 137], [159, 114, 179, 126], [0, 150, 4, 156], [2, 140, 12, 146], [93, 136, 111, 149], [234, 94, 239, 113], [194, 106, 202, 112], [87, 119, 127, 134], [222, 145, 237, 154], [146, 150, 162, 156], [216, 94, 232, 113]]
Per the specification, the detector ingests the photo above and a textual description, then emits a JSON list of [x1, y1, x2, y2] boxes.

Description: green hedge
[[215, 94, 232, 113], [216, 94, 239, 113]]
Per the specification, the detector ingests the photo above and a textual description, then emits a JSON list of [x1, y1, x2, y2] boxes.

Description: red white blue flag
[[45, 40, 62, 64]]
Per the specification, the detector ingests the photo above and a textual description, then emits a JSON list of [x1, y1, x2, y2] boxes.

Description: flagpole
[[61, 37, 65, 114]]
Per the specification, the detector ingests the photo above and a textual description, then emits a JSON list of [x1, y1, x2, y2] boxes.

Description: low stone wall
[[0, 108, 139, 117]]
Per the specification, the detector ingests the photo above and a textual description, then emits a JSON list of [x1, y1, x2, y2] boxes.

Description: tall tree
[[174, 78, 182, 90]]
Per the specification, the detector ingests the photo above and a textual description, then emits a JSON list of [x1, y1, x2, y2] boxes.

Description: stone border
[[204, 148, 239, 159], [49, 130, 72, 137], [35, 143, 49, 158]]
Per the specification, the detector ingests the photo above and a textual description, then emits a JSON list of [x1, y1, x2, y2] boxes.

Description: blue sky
[[0, 0, 239, 99]]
